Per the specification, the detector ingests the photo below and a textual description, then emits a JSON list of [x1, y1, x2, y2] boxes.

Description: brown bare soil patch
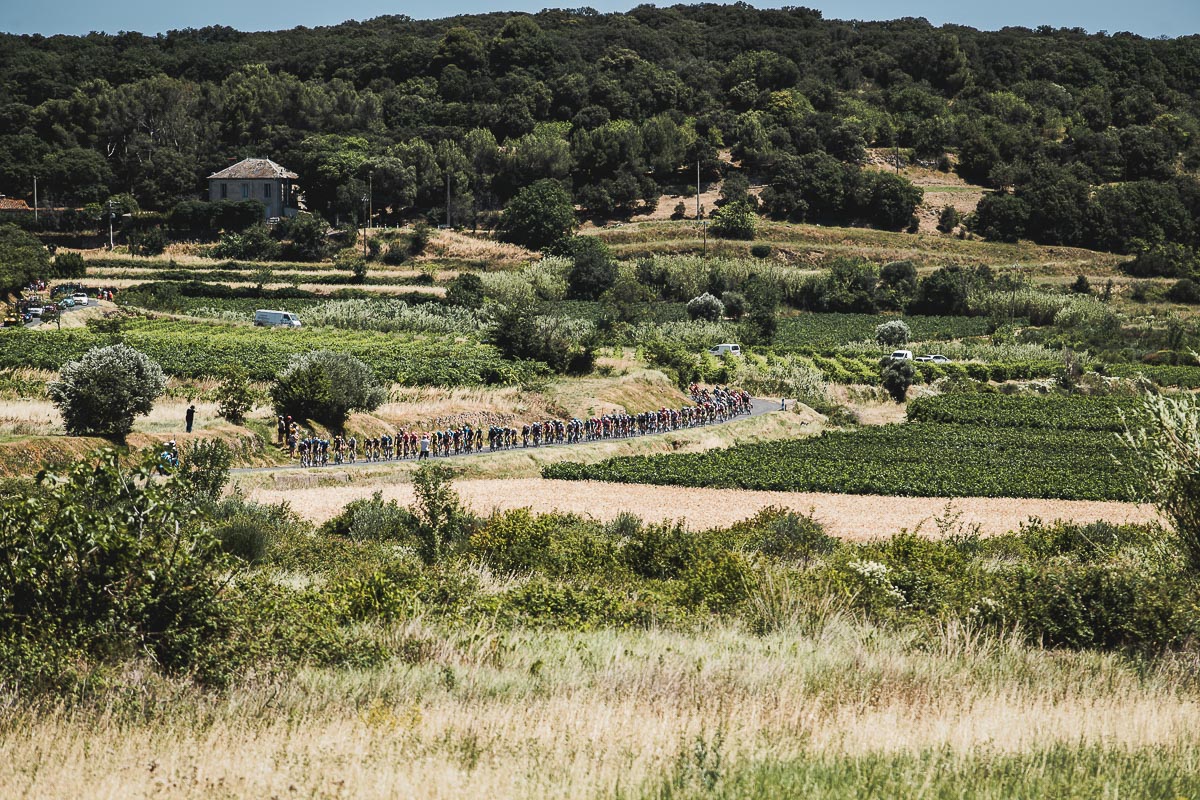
[[248, 477, 1158, 541]]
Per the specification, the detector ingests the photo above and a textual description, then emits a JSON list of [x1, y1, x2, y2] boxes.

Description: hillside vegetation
[[1, 7, 1199, 272]]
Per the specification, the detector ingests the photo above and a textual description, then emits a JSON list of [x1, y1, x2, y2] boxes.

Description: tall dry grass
[[3, 619, 1197, 798], [422, 228, 535, 268]]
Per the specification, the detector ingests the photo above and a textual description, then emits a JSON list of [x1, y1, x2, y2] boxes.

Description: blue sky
[[3, 0, 1197, 38]]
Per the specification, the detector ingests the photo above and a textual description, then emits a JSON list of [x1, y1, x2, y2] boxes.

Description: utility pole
[[33, 176, 37, 224], [696, 160, 701, 220], [361, 195, 369, 257], [107, 199, 115, 250], [445, 171, 451, 229], [368, 171, 373, 230]]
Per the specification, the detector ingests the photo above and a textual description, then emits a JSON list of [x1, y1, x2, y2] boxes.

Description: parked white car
[[708, 343, 742, 357], [72, 292, 89, 306], [254, 309, 302, 328], [915, 354, 951, 363]]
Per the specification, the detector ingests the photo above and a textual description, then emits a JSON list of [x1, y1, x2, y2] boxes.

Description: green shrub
[[472, 507, 558, 573], [382, 239, 408, 265], [409, 222, 432, 255], [330, 568, 421, 623], [211, 224, 280, 261], [320, 490, 416, 542], [678, 550, 754, 613], [499, 578, 628, 629], [54, 251, 86, 278], [879, 356, 915, 402], [750, 509, 839, 563], [1120, 392, 1200, 571], [128, 226, 168, 257], [178, 438, 232, 501], [0, 449, 244, 691], [874, 319, 911, 347], [721, 291, 747, 320], [687, 292, 725, 322], [410, 463, 476, 565], [214, 363, 257, 424], [446, 272, 485, 309], [710, 201, 756, 240], [47, 344, 166, 440], [269, 349, 386, 428], [750, 243, 772, 258], [214, 519, 272, 563], [937, 205, 960, 233], [554, 236, 617, 301], [1167, 279, 1200, 304]]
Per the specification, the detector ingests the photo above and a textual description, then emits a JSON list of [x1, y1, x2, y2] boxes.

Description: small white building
[[207, 158, 300, 220]]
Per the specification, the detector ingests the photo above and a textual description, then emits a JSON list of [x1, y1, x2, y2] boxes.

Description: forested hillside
[[3, 4, 1199, 259]]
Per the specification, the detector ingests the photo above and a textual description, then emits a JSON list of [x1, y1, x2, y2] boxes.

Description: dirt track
[[247, 478, 1159, 540]]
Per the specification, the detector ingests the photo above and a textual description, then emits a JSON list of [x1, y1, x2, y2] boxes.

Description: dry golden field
[[247, 477, 1159, 541], [4, 620, 1197, 799]]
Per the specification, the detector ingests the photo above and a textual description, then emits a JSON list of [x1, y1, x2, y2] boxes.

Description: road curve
[[230, 396, 783, 475]]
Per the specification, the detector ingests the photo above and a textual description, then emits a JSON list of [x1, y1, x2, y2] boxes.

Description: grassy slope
[[6, 621, 1197, 799], [589, 219, 1125, 275]]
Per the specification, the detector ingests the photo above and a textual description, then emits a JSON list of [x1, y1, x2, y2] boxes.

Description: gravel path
[[248, 477, 1159, 541]]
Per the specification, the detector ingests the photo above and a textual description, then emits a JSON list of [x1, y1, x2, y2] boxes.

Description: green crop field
[[906, 394, 1147, 432], [0, 321, 534, 384], [1108, 363, 1200, 389], [543, 422, 1138, 500]]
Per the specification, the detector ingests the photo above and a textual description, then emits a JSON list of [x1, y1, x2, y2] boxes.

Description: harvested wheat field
[[248, 477, 1160, 540]]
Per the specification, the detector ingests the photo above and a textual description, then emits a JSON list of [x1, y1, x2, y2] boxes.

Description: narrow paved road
[[230, 397, 782, 475]]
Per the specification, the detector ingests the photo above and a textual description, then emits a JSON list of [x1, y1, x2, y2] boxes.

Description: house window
[[220, 183, 227, 199], [264, 183, 271, 199], [241, 184, 249, 199]]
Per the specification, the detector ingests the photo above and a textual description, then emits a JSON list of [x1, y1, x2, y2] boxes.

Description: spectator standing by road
[[185, 404, 196, 433]]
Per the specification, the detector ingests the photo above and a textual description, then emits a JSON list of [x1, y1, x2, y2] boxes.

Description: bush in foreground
[[47, 344, 166, 440], [0, 449, 242, 691]]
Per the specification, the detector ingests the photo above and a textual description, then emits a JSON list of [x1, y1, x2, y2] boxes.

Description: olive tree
[[1121, 391, 1200, 570], [269, 350, 385, 428], [875, 319, 912, 347], [47, 344, 166, 440], [687, 292, 726, 322]]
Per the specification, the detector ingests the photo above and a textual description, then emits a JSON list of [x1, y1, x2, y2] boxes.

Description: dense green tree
[[0, 6, 1197, 256], [908, 265, 978, 316], [552, 235, 617, 300], [742, 273, 781, 344], [858, 172, 923, 230], [972, 192, 1030, 243], [269, 350, 385, 428], [710, 201, 757, 240], [445, 272, 485, 309], [497, 179, 576, 250], [47, 345, 166, 440], [0, 224, 51, 293]]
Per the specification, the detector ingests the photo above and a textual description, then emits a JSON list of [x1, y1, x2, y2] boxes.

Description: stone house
[[206, 158, 300, 220]]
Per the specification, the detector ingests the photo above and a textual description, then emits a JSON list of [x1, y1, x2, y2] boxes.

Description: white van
[[708, 343, 742, 357], [254, 309, 302, 328]]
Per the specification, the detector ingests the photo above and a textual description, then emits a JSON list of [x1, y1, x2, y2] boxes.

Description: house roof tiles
[[207, 158, 298, 180]]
